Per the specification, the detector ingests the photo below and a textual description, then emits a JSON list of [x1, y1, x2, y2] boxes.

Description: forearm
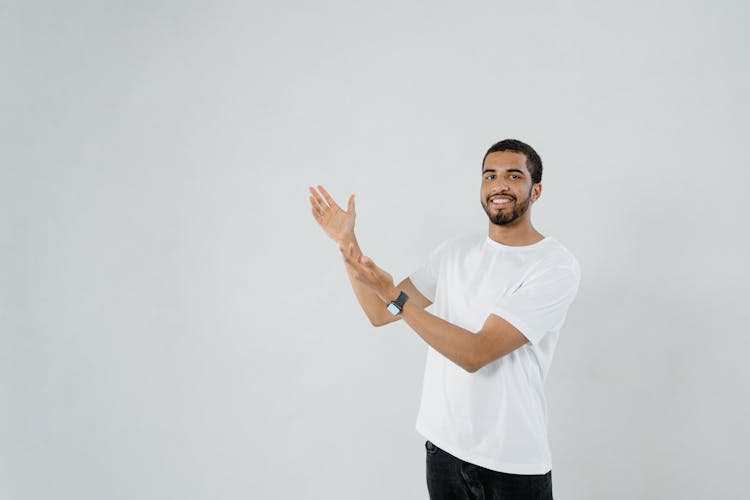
[[340, 234, 392, 326], [398, 296, 479, 372], [335, 236, 481, 370]]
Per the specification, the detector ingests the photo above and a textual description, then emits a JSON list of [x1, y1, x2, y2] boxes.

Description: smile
[[490, 197, 513, 207]]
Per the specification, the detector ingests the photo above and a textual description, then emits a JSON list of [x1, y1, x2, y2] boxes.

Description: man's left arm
[[394, 290, 528, 373], [339, 248, 528, 372]]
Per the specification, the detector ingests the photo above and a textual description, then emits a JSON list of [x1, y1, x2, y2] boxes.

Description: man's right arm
[[340, 234, 432, 327], [307, 185, 431, 325]]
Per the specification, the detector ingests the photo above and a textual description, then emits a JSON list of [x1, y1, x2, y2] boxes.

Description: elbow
[[463, 362, 481, 373], [370, 313, 396, 327], [463, 336, 494, 372], [463, 353, 486, 373], [369, 316, 385, 327]]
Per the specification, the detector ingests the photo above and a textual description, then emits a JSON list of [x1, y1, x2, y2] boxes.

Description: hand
[[309, 185, 355, 245], [339, 242, 397, 303]]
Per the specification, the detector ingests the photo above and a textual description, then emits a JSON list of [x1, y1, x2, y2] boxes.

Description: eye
[[509, 174, 520, 180], [485, 174, 496, 180]]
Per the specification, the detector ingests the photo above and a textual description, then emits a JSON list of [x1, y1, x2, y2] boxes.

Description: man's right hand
[[309, 184, 356, 245]]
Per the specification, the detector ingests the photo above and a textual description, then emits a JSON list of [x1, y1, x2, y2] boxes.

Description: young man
[[309, 139, 580, 500]]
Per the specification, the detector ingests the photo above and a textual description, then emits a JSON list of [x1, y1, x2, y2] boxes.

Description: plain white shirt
[[409, 232, 581, 474]]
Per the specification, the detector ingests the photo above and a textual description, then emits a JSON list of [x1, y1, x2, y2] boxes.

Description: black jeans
[[425, 440, 553, 500]]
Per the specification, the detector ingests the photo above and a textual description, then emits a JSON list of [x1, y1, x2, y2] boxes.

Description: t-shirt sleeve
[[408, 240, 449, 303], [491, 261, 581, 345]]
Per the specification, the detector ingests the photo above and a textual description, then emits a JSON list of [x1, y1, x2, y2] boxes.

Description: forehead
[[482, 150, 529, 173]]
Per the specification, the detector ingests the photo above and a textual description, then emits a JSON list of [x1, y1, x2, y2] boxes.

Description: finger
[[345, 249, 365, 270], [348, 194, 355, 215], [310, 196, 323, 216], [312, 188, 330, 213], [341, 243, 358, 264], [317, 185, 339, 210], [309, 186, 330, 211], [362, 256, 379, 269]]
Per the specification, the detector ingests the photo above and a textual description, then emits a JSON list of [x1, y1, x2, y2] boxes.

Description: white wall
[[2, 1, 749, 499]]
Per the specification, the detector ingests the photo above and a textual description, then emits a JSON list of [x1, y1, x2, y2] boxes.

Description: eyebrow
[[483, 168, 525, 175]]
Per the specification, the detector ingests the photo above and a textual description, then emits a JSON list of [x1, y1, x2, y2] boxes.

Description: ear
[[531, 183, 542, 203]]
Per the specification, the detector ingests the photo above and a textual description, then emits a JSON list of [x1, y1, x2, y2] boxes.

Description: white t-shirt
[[409, 232, 581, 474]]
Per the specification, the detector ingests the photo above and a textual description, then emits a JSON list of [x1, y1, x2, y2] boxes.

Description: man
[[309, 139, 580, 500]]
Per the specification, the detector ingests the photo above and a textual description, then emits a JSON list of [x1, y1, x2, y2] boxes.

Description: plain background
[[2, 1, 749, 499]]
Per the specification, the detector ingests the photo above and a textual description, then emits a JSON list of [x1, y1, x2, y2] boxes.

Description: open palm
[[309, 185, 355, 244]]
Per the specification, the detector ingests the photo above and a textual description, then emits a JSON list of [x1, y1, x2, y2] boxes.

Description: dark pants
[[425, 440, 553, 500]]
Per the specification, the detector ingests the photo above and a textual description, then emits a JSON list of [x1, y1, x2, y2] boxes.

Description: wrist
[[339, 234, 359, 263], [339, 232, 357, 246], [384, 286, 400, 303], [385, 289, 409, 316]]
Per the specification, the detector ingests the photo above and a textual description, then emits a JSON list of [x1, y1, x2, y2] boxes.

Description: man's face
[[480, 151, 539, 226]]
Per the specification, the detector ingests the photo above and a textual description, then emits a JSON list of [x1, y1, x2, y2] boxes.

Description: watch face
[[386, 302, 401, 315]]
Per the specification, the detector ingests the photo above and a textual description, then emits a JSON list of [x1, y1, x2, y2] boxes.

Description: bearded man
[[309, 139, 581, 500]]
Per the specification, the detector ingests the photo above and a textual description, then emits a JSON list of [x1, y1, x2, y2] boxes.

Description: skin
[[309, 151, 543, 372], [480, 150, 544, 246]]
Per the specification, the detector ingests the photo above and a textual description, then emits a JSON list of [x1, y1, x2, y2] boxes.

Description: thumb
[[348, 194, 356, 215]]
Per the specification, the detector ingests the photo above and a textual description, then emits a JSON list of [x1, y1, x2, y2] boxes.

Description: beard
[[482, 186, 533, 226]]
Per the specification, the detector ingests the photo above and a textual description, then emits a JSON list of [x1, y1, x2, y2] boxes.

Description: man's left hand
[[339, 242, 398, 303]]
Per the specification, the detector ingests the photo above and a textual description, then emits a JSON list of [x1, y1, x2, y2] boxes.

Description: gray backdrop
[[2, 1, 749, 499]]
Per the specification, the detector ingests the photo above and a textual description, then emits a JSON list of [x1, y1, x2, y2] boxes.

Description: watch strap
[[386, 291, 409, 315]]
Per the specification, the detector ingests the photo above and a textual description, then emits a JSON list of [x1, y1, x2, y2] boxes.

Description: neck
[[488, 216, 544, 246]]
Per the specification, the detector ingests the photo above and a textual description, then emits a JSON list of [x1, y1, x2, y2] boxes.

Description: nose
[[490, 177, 510, 192]]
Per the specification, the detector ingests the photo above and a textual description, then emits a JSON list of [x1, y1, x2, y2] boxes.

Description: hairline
[[481, 150, 534, 179]]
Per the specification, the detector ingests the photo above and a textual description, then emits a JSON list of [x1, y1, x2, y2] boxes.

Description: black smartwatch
[[386, 291, 409, 316]]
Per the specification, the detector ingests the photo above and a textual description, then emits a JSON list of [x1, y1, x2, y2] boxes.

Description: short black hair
[[482, 139, 543, 184]]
